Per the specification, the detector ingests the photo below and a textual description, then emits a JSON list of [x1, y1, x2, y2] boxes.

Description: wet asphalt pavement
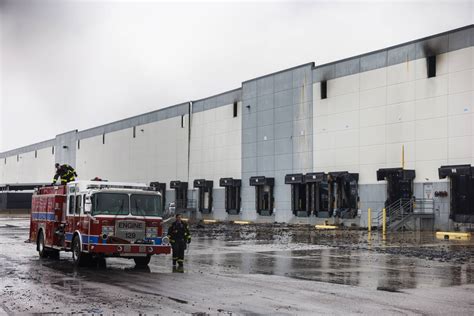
[[1, 218, 474, 315]]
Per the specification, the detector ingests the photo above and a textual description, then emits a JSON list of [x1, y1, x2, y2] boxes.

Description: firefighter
[[52, 163, 78, 185], [167, 214, 191, 269]]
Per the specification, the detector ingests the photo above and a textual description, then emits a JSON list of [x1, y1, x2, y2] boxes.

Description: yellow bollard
[[382, 207, 387, 238], [368, 208, 372, 233]]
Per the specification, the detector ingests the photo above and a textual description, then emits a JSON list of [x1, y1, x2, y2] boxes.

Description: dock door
[[305, 172, 329, 217], [376, 168, 415, 208], [194, 179, 213, 214], [285, 174, 308, 217], [219, 178, 241, 215], [170, 181, 188, 210], [249, 176, 274, 216], [328, 172, 359, 218], [439, 165, 474, 223]]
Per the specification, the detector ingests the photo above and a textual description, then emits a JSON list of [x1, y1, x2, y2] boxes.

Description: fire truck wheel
[[38, 231, 48, 258], [133, 255, 151, 267], [72, 235, 91, 267]]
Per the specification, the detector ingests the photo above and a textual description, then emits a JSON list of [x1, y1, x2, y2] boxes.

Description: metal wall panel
[[312, 64, 336, 82], [274, 89, 293, 108], [0, 139, 55, 159], [274, 105, 293, 124], [335, 58, 360, 77], [257, 94, 274, 112], [448, 28, 472, 51], [415, 34, 449, 59], [312, 25, 473, 83], [257, 109, 274, 127], [275, 122, 293, 139], [387, 43, 416, 66], [240, 63, 314, 221], [55, 130, 77, 167], [77, 102, 190, 140], [360, 51, 387, 72], [257, 76, 274, 96], [274, 71, 293, 92]]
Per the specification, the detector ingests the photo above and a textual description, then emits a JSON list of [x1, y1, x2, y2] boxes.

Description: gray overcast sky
[[0, 0, 472, 151]]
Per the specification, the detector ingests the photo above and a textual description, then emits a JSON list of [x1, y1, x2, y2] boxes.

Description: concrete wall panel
[[189, 103, 242, 184]]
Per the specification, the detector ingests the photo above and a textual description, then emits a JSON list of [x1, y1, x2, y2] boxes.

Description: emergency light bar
[[86, 184, 154, 191]]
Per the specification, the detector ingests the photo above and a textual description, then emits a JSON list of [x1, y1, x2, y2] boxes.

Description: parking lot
[[1, 217, 473, 315]]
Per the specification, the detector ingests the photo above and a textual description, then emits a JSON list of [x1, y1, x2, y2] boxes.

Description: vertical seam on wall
[[358, 58, 362, 174], [256, 85, 259, 175], [384, 56, 388, 172], [412, 53, 417, 168], [291, 71, 294, 173], [385, 57, 389, 172], [309, 71, 314, 173], [187, 102, 192, 184], [445, 48, 450, 165], [271, 75, 275, 180]]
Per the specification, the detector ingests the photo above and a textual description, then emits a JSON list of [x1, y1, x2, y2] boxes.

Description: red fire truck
[[29, 180, 171, 267]]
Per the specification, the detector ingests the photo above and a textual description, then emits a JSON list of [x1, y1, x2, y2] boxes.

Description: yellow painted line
[[234, 220, 251, 225], [436, 231, 471, 240], [315, 225, 338, 230], [203, 219, 217, 223]]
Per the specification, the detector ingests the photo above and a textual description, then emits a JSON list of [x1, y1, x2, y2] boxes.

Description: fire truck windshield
[[90, 192, 162, 217], [91, 193, 130, 216], [130, 194, 162, 217]]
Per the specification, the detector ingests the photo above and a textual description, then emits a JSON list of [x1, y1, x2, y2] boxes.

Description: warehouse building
[[1, 25, 473, 230]]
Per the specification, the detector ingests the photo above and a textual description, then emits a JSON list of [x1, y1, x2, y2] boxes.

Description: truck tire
[[134, 255, 151, 267], [72, 235, 90, 267], [38, 231, 48, 258]]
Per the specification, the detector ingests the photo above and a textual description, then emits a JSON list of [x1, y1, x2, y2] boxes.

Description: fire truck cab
[[29, 180, 171, 267]]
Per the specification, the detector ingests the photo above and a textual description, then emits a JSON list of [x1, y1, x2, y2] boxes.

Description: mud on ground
[[191, 222, 474, 264]]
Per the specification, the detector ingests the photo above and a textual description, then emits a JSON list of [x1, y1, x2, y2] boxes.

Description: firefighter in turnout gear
[[52, 163, 78, 185], [167, 214, 191, 269]]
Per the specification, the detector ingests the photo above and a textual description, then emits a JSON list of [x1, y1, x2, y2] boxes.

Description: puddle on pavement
[[189, 240, 474, 291], [189, 227, 474, 291]]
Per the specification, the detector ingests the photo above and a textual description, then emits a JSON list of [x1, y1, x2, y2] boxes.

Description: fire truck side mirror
[[84, 196, 92, 214]]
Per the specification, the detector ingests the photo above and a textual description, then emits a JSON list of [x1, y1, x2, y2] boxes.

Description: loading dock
[[170, 180, 188, 210], [285, 174, 308, 217], [328, 172, 359, 218], [377, 168, 416, 208], [193, 179, 213, 214], [439, 165, 474, 223], [0, 183, 48, 213], [305, 172, 329, 217], [249, 176, 274, 216], [219, 178, 241, 215], [149, 181, 167, 211]]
